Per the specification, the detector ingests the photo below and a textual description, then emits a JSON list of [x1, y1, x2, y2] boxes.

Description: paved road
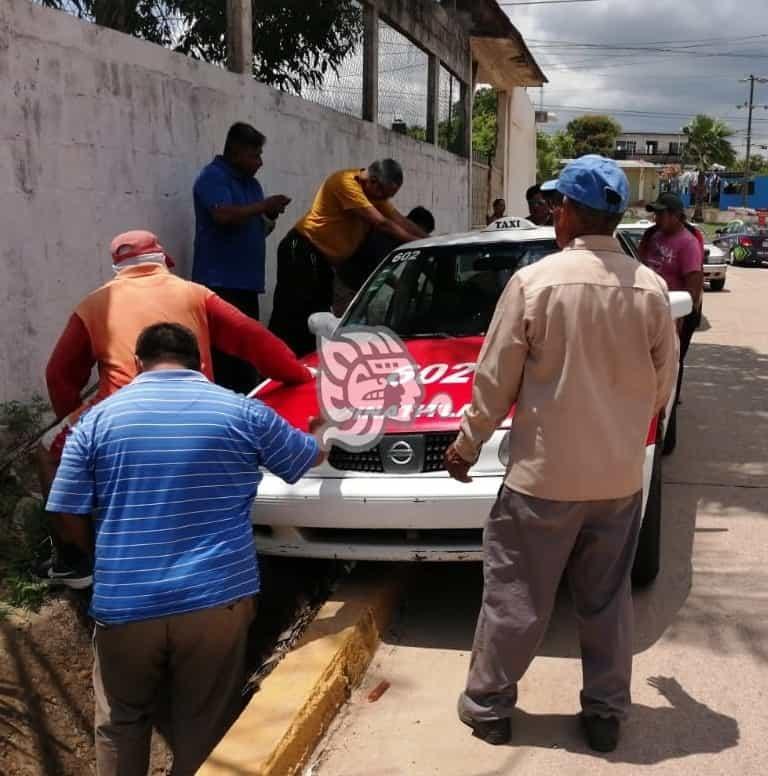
[[311, 267, 768, 776]]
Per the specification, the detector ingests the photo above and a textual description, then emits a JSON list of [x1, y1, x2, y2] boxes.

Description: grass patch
[[696, 223, 722, 240], [0, 397, 53, 613], [0, 477, 50, 612]]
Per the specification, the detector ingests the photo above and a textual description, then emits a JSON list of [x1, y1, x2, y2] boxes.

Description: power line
[[541, 103, 768, 122], [498, 0, 601, 5], [528, 32, 768, 46]]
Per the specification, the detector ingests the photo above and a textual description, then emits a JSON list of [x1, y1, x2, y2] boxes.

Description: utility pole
[[743, 75, 756, 208], [739, 75, 768, 208]]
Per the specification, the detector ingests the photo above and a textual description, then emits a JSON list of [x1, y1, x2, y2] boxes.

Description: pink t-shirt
[[643, 228, 703, 291]]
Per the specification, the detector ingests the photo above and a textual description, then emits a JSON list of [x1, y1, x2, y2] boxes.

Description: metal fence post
[[226, 0, 253, 75], [362, 2, 379, 122], [427, 55, 440, 145]]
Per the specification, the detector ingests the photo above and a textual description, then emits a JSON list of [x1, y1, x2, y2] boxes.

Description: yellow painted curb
[[199, 565, 403, 776]]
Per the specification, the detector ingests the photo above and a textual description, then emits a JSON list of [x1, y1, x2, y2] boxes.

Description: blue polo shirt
[[46, 370, 319, 624], [193, 156, 267, 292]]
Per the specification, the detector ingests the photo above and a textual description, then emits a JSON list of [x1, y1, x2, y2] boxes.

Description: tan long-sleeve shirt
[[454, 235, 679, 502]]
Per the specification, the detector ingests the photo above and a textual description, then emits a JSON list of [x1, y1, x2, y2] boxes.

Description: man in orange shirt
[[268, 159, 427, 356], [39, 230, 312, 588]]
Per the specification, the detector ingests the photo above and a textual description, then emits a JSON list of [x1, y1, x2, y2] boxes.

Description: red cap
[[110, 230, 176, 269]]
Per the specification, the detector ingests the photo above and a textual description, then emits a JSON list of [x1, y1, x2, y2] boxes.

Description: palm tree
[[683, 115, 736, 221]]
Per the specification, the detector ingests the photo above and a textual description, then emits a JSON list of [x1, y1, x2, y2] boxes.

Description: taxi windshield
[[343, 240, 557, 338]]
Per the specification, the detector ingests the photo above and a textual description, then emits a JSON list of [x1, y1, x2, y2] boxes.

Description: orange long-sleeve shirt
[[46, 264, 311, 421]]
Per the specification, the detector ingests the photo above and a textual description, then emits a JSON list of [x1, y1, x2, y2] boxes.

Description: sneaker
[[458, 699, 511, 745], [580, 713, 620, 753], [47, 560, 93, 590]]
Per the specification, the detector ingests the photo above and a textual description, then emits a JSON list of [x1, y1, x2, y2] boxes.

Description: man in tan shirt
[[445, 156, 679, 752]]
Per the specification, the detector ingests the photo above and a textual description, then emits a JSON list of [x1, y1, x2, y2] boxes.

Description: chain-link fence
[[34, 0, 468, 155], [377, 19, 428, 139]]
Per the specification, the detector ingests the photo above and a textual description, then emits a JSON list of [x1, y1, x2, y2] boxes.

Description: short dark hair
[[407, 206, 435, 234], [368, 159, 404, 187], [568, 199, 624, 235], [136, 323, 201, 371], [224, 122, 266, 155], [526, 185, 542, 203], [492, 198, 505, 208]]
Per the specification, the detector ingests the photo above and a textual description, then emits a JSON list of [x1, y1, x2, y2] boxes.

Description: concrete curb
[[199, 565, 403, 776]]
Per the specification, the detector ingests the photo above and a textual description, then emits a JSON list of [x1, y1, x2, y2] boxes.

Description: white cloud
[[508, 0, 768, 152]]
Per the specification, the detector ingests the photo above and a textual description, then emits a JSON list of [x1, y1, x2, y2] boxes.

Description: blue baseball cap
[[543, 155, 629, 214]]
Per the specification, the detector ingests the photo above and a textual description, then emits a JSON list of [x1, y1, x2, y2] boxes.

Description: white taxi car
[[251, 219, 692, 586]]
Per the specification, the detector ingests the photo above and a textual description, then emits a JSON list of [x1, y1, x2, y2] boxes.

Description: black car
[[713, 220, 768, 266]]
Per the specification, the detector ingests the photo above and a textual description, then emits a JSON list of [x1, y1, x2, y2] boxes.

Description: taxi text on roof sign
[[484, 217, 536, 232]]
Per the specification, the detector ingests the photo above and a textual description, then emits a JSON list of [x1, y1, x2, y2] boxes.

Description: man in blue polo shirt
[[193, 122, 292, 393], [46, 322, 324, 776]]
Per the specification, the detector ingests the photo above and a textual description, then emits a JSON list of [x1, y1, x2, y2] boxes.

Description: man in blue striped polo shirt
[[46, 322, 324, 776]]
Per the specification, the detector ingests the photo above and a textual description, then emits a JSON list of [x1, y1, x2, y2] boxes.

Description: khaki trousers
[[461, 487, 642, 722], [93, 597, 256, 776]]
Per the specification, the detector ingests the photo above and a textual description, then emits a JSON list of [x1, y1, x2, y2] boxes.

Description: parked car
[[251, 219, 692, 586], [617, 220, 728, 291], [713, 219, 768, 267]]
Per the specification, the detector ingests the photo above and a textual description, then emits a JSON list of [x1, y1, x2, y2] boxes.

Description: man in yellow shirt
[[269, 159, 427, 355]]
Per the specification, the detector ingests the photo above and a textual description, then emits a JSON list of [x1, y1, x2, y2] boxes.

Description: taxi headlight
[[498, 430, 512, 467]]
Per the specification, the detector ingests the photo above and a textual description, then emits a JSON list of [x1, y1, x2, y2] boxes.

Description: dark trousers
[[677, 306, 700, 399], [211, 287, 261, 394], [268, 229, 334, 357], [461, 487, 643, 722]]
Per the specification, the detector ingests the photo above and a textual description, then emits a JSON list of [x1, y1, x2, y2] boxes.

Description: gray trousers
[[94, 597, 256, 776], [461, 487, 643, 722]]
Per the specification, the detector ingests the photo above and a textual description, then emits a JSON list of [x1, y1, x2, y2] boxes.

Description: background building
[[615, 131, 688, 164]]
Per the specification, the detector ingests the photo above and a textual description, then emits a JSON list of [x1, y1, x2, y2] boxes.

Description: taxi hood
[[253, 336, 485, 434]]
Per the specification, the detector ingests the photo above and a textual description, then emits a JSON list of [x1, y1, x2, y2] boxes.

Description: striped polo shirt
[[46, 370, 319, 624]]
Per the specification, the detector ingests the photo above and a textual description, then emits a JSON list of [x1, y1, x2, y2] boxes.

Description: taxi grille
[[328, 432, 456, 474], [423, 433, 458, 472], [328, 446, 384, 473]]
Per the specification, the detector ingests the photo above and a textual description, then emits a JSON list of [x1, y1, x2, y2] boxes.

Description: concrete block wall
[[0, 0, 469, 403]]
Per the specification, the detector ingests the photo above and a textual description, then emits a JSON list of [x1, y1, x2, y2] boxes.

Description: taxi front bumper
[[250, 446, 656, 561]]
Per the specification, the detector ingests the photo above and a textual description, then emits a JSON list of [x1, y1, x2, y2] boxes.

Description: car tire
[[632, 445, 662, 588], [709, 278, 725, 291]]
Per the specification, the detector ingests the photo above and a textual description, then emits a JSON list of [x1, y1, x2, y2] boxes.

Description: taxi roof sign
[[483, 217, 537, 232]]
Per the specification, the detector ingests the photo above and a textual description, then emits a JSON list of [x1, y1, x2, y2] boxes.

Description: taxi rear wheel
[[632, 446, 662, 588], [709, 278, 725, 292]]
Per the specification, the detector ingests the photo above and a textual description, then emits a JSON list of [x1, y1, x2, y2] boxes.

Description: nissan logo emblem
[[388, 440, 415, 466]]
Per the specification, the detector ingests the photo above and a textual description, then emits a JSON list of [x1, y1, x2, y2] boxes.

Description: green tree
[[472, 87, 498, 160], [735, 154, 768, 175], [39, 0, 362, 93], [566, 114, 622, 158], [683, 114, 736, 220], [537, 130, 576, 182]]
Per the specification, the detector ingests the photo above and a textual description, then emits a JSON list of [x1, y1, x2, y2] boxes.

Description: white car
[[251, 219, 692, 586], [618, 220, 728, 291]]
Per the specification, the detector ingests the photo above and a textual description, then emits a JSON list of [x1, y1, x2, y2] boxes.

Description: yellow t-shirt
[[295, 169, 397, 261]]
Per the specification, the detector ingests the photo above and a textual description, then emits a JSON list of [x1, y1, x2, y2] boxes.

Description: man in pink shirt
[[640, 193, 704, 297], [640, 192, 705, 452]]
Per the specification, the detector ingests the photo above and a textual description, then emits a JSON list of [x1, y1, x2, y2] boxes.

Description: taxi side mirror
[[308, 312, 341, 338], [669, 291, 693, 320]]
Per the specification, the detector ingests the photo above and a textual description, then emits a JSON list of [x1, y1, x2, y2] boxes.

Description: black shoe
[[458, 703, 511, 745], [580, 713, 620, 753], [45, 554, 93, 590]]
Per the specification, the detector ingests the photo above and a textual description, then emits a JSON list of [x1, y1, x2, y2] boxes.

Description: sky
[[504, 0, 768, 156]]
